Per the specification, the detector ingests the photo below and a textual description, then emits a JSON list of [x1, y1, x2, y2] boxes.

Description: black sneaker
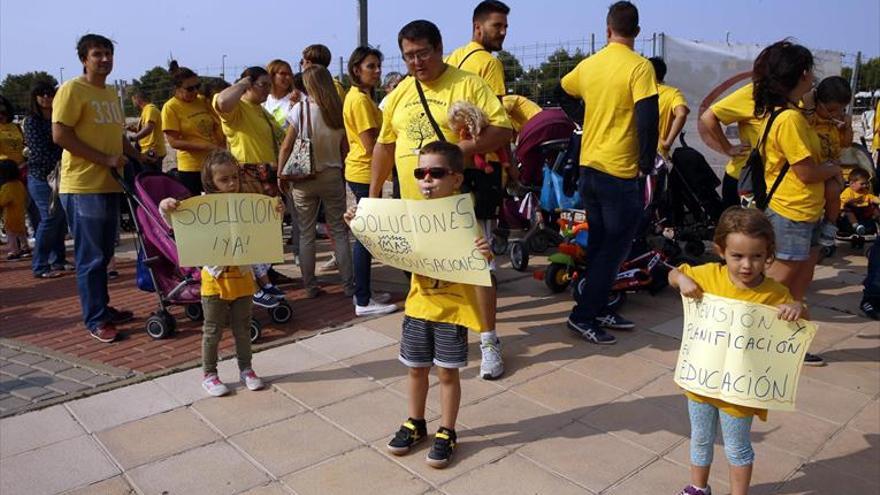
[[387, 418, 427, 455], [252, 290, 281, 308], [567, 318, 617, 345], [425, 427, 456, 469], [804, 353, 826, 367], [860, 298, 880, 320], [595, 311, 635, 330], [107, 306, 134, 325]]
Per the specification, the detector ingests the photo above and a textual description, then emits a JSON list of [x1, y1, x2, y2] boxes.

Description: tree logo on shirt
[[405, 112, 437, 150]]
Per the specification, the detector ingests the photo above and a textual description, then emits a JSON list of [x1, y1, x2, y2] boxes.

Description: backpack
[[737, 108, 790, 210]]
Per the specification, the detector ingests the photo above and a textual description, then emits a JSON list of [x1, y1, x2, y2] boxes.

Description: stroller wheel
[[269, 301, 293, 324], [145, 312, 174, 339], [544, 263, 572, 293], [819, 245, 836, 260], [184, 303, 204, 321], [249, 318, 262, 343], [492, 235, 509, 256], [509, 240, 529, 272]]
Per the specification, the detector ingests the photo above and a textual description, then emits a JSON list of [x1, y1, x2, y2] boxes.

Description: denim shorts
[[765, 208, 820, 261]]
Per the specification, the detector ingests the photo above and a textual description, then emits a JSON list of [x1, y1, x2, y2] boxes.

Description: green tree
[[841, 57, 880, 92], [0, 71, 58, 115], [497, 50, 525, 89], [132, 66, 173, 107], [519, 48, 587, 104]]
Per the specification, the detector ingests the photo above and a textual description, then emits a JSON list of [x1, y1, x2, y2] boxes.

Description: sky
[[1, 0, 878, 83]]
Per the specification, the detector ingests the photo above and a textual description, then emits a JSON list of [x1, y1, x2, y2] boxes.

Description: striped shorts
[[399, 316, 469, 369]]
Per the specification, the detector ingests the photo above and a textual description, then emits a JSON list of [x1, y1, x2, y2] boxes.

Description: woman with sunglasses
[[278, 66, 353, 298], [161, 61, 224, 195], [22, 81, 71, 278]]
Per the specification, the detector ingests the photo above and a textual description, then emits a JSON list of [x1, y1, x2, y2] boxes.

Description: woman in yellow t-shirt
[[162, 61, 224, 195], [752, 43, 841, 302], [343, 46, 397, 315], [669, 207, 805, 495]]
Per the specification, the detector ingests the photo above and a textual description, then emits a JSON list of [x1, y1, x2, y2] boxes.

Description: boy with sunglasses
[[346, 141, 491, 468]]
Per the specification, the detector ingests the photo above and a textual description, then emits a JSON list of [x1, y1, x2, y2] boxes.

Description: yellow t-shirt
[[873, 101, 880, 152], [710, 83, 763, 179], [343, 87, 382, 184], [334, 79, 347, 102], [561, 42, 658, 179], [764, 109, 825, 222], [200, 266, 256, 300], [161, 96, 219, 172], [806, 113, 843, 163], [52, 77, 124, 194], [377, 65, 511, 200], [138, 103, 166, 157], [405, 273, 486, 332], [445, 41, 505, 97], [678, 262, 794, 421], [0, 180, 27, 234], [658, 84, 688, 150], [0, 123, 25, 164], [502, 95, 542, 133], [840, 187, 879, 208], [213, 96, 280, 164]]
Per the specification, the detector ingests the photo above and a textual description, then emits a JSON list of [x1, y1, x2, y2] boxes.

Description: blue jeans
[[60, 193, 120, 331], [865, 240, 880, 298], [28, 177, 69, 274], [569, 168, 642, 322], [348, 181, 372, 306], [688, 398, 755, 467]]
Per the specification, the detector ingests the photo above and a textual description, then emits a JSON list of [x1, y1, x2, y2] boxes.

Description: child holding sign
[[668, 207, 805, 495], [345, 142, 492, 468], [160, 150, 280, 397]]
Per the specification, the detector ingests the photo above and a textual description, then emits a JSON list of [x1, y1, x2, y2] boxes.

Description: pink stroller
[[119, 171, 291, 340], [495, 108, 577, 270]]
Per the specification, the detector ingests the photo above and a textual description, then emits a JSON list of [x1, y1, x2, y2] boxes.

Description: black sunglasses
[[413, 167, 453, 180]]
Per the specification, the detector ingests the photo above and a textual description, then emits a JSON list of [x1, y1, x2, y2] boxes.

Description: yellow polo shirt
[[377, 65, 511, 200], [52, 77, 124, 194], [343, 87, 382, 184], [213, 96, 280, 164], [561, 42, 657, 179], [710, 83, 764, 179]]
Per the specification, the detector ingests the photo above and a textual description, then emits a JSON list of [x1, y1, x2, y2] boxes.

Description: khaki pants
[[201, 295, 253, 375], [289, 167, 353, 292]]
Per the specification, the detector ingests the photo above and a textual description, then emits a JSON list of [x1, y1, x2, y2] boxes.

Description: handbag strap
[[756, 107, 790, 209], [259, 106, 280, 161], [415, 79, 446, 143]]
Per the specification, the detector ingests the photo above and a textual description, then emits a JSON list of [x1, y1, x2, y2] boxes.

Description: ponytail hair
[[752, 40, 814, 117], [169, 60, 198, 88]]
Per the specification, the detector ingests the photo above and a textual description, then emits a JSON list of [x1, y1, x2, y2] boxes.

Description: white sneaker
[[480, 336, 504, 380], [202, 374, 230, 397], [372, 292, 392, 304], [320, 255, 338, 271], [240, 369, 264, 391], [355, 299, 399, 317]]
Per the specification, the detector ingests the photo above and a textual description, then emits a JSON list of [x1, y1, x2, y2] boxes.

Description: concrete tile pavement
[[0, 254, 877, 494]]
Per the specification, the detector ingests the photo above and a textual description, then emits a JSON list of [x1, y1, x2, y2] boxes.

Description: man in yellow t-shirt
[[52, 34, 144, 343], [502, 94, 542, 134], [444, 0, 512, 379], [371, 19, 513, 380], [130, 88, 165, 169], [699, 82, 763, 208], [560, 1, 658, 345], [648, 57, 689, 158]]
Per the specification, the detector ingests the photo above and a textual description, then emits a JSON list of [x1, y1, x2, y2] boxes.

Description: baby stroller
[[662, 133, 724, 257], [498, 108, 578, 271], [832, 144, 879, 253], [116, 170, 292, 341]]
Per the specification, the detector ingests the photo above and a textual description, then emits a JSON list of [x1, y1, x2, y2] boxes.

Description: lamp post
[[221, 54, 227, 81], [59, 67, 64, 82]]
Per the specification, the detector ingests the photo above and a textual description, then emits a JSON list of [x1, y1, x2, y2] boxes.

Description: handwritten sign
[[171, 193, 283, 267], [350, 195, 491, 287], [674, 293, 817, 411]]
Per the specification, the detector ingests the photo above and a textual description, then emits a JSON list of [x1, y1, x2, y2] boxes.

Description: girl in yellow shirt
[[669, 207, 804, 495], [159, 150, 282, 397], [0, 159, 28, 259]]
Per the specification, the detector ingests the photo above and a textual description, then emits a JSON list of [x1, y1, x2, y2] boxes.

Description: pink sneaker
[[240, 369, 264, 391], [202, 374, 230, 397]]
